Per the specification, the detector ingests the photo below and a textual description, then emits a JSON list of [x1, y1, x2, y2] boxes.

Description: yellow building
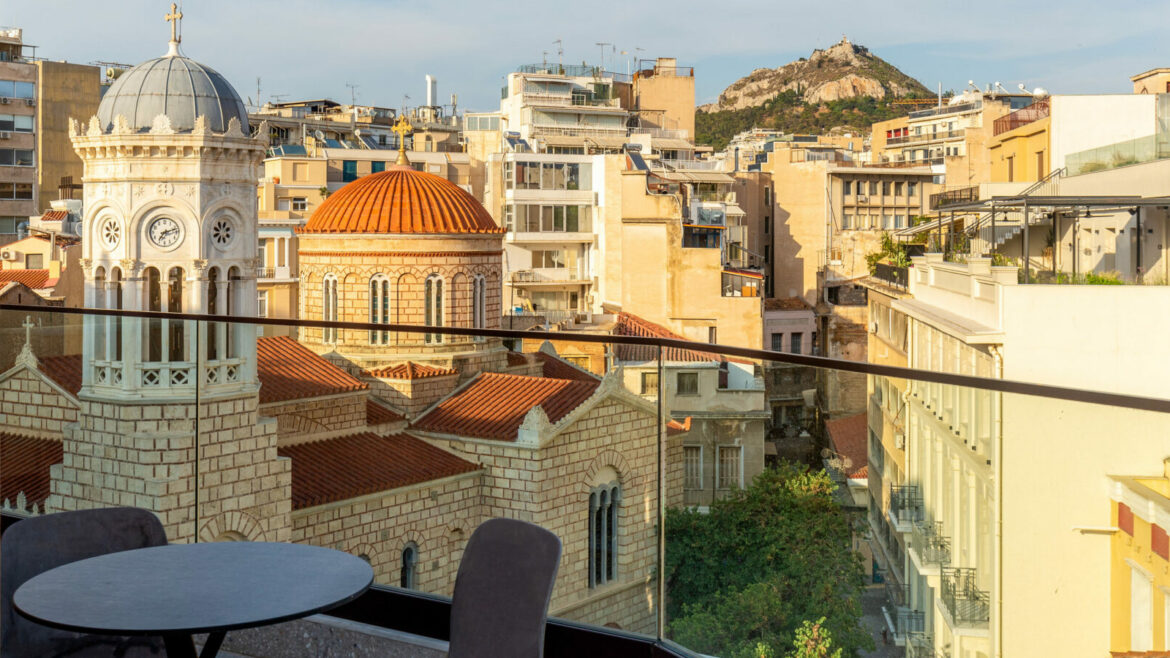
[[1110, 461, 1170, 654], [987, 110, 1050, 183]]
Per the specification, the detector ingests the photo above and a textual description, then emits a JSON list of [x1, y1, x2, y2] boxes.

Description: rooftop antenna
[[595, 42, 611, 70], [542, 50, 549, 68], [256, 77, 261, 109], [401, 93, 411, 115], [269, 93, 287, 104], [553, 39, 564, 71]]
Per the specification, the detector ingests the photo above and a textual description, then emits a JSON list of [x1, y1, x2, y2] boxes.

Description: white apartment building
[[873, 253, 1170, 658]]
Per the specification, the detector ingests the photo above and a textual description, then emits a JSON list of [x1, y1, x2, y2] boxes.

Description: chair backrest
[[1, 507, 168, 657], [448, 518, 562, 658]]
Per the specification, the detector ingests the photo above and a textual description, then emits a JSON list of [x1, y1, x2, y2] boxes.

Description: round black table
[[13, 541, 374, 658]]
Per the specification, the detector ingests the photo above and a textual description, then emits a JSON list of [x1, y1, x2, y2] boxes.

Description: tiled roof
[[38, 354, 82, 396], [39, 210, 68, 222], [764, 296, 813, 312], [534, 352, 599, 382], [667, 416, 692, 436], [825, 413, 868, 480], [0, 269, 51, 289], [367, 361, 456, 380], [0, 433, 62, 508], [257, 336, 367, 403], [278, 432, 479, 509], [613, 312, 725, 364], [299, 168, 504, 235], [367, 400, 405, 425], [412, 372, 598, 441]]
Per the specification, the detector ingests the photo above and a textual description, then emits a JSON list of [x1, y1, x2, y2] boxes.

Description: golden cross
[[391, 115, 413, 165], [165, 3, 183, 43]]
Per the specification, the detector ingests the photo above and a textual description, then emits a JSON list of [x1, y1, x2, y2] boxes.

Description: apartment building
[[0, 28, 100, 245], [872, 89, 1033, 189], [870, 253, 1170, 657], [762, 140, 933, 303]]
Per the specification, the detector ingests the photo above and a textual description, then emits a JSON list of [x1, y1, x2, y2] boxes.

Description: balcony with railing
[[889, 485, 924, 532], [910, 521, 951, 572], [0, 304, 1168, 658], [940, 567, 990, 628], [909, 100, 982, 119], [510, 269, 591, 285], [929, 185, 979, 210], [888, 129, 966, 146], [993, 100, 1050, 136], [873, 262, 909, 290]]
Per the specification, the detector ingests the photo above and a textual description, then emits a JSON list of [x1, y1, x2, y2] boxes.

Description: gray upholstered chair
[[1, 507, 168, 657], [448, 518, 562, 658]]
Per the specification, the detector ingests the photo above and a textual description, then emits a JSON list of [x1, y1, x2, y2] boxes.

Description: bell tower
[[48, 18, 290, 543]]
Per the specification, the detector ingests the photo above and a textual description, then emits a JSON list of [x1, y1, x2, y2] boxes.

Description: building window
[[764, 186, 771, 206], [640, 371, 658, 395], [322, 273, 338, 343], [291, 197, 308, 211], [894, 182, 904, 196], [790, 332, 803, 355], [907, 182, 917, 196], [771, 333, 784, 351], [369, 274, 390, 344], [869, 181, 878, 195], [684, 446, 703, 490], [0, 216, 20, 233], [881, 181, 891, 195], [424, 274, 443, 344], [708, 327, 717, 344], [717, 446, 742, 489], [532, 249, 567, 269], [24, 253, 42, 269], [371, 160, 386, 174], [401, 542, 418, 590], [257, 290, 268, 318], [589, 483, 620, 588], [842, 180, 852, 196], [342, 160, 358, 182], [0, 148, 34, 167], [472, 274, 486, 340], [1132, 564, 1153, 651], [842, 214, 852, 230], [677, 372, 699, 396]]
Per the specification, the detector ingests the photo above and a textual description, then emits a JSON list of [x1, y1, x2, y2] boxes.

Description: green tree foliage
[[789, 618, 844, 658], [696, 91, 913, 151], [665, 464, 872, 657]]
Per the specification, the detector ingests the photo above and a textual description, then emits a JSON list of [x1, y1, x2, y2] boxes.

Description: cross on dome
[[392, 115, 413, 166], [165, 3, 183, 56]]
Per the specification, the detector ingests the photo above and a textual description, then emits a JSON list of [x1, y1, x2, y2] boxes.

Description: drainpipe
[[988, 344, 1005, 658]]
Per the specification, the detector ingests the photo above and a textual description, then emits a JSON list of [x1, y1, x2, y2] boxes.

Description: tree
[[665, 464, 872, 657], [789, 618, 843, 658]]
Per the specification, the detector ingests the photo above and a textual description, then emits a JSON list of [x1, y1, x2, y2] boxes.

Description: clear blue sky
[[10, 0, 1169, 112]]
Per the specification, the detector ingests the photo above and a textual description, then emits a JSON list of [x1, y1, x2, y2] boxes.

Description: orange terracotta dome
[[298, 167, 504, 235]]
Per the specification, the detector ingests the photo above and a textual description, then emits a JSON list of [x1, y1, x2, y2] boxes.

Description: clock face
[[148, 217, 182, 248]]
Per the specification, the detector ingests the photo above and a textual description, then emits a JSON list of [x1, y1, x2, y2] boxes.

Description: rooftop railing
[[908, 100, 982, 119], [0, 304, 1168, 658], [993, 100, 1050, 136]]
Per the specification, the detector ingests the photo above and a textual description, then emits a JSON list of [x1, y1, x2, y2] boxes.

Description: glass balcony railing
[[1, 303, 1168, 658]]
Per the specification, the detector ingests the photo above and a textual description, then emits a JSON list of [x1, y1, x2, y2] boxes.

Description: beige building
[[0, 28, 101, 244]]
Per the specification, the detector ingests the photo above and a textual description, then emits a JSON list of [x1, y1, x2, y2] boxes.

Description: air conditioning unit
[[24, 98, 34, 106], [0, 250, 15, 261], [895, 433, 906, 450], [857, 195, 868, 202], [0, 97, 9, 104], [0, 131, 10, 140]]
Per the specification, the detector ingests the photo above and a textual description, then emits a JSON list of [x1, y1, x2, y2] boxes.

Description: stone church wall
[[0, 368, 77, 436], [260, 392, 367, 442]]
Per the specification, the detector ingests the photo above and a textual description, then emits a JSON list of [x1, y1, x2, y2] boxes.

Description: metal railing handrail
[[2, 303, 1170, 414]]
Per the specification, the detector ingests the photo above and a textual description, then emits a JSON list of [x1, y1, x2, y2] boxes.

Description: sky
[[8, 0, 1169, 112]]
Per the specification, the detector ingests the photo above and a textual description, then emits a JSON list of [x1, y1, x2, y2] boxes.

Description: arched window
[[226, 266, 239, 359], [207, 267, 220, 360], [424, 274, 443, 344], [94, 267, 107, 360], [369, 274, 390, 345], [145, 267, 162, 361], [472, 274, 486, 333], [109, 267, 123, 361], [323, 273, 338, 343], [400, 542, 418, 589], [166, 267, 185, 362], [588, 482, 621, 588]]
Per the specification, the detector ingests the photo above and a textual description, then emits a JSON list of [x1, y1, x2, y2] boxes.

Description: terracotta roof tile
[[764, 296, 813, 312], [0, 269, 51, 289], [39, 210, 68, 222], [667, 416, 692, 436], [412, 372, 598, 441], [0, 432, 62, 508], [367, 400, 405, 425], [534, 352, 599, 382], [367, 361, 456, 380], [825, 413, 868, 479], [257, 336, 367, 403], [612, 312, 753, 364], [278, 432, 479, 509], [299, 168, 504, 236], [38, 354, 82, 396]]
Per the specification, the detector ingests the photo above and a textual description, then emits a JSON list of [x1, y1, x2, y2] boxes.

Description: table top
[[13, 542, 374, 636]]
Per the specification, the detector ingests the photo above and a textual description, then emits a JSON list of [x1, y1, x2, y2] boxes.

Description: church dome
[[96, 55, 248, 134], [300, 168, 504, 235]]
